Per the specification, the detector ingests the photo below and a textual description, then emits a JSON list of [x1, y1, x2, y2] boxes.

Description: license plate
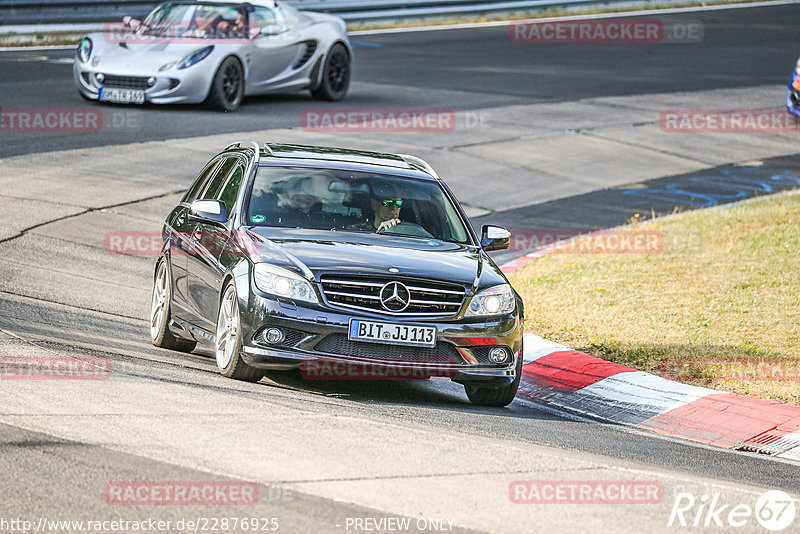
[[99, 87, 145, 104], [348, 319, 436, 348]]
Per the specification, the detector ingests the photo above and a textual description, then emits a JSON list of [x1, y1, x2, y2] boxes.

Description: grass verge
[[508, 191, 800, 405]]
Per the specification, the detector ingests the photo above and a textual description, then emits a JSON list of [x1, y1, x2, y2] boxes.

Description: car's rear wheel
[[463, 354, 523, 407], [310, 43, 350, 101], [150, 259, 197, 352], [215, 282, 263, 382], [206, 56, 244, 112]]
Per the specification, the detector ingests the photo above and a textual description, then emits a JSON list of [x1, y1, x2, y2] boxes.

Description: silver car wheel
[[150, 262, 168, 341], [215, 286, 239, 370]]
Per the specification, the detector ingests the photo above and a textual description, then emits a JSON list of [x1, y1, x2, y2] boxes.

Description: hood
[[243, 228, 488, 287], [96, 39, 213, 66]]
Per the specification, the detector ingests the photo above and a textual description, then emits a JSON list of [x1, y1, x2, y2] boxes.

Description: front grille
[[102, 75, 149, 90], [320, 275, 466, 317], [314, 334, 463, 364], [292, 40, 317, 69]]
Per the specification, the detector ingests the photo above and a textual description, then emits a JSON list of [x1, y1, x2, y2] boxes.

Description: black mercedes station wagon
[[150, 141, 524, 406]]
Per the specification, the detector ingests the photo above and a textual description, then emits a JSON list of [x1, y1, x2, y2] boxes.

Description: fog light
[[263, 327, 284, 344], [95, 73, 104, 83], [489, 347, 510, 364], [147, 76, 157, 87]]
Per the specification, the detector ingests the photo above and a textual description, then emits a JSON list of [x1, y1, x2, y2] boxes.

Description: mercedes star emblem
[[380, 281, 411, 312]]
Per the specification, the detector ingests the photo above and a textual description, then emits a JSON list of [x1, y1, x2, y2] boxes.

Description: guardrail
[[1, 0, 659, 26]]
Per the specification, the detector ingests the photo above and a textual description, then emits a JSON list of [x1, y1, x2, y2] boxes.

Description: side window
[[251, 6, 287, 32], [216, 164, 244, 219], [183, 159, 220, 204], [200, 157, 237, 201]]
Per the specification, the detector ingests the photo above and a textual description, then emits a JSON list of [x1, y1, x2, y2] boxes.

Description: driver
[[349, 184, 403, 232], [216, 10, 245, 38], [371, 196, 403, 232], [187, 7, 223, 38]]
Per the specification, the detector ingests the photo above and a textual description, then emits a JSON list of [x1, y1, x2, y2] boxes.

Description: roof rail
[[224, 140, 261, 156], [399, 154, 439, 179]]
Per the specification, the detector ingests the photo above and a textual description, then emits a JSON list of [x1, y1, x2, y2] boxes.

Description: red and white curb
[[519, 332, 800, 462]]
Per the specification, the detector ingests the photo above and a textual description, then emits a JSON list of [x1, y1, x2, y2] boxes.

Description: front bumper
[[73, 61, 215, 104], [239, 292, 524, 386]]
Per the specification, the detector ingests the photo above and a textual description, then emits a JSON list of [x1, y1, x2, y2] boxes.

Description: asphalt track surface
[[1, 3, 800, 158], [2, 3, 800, 532]]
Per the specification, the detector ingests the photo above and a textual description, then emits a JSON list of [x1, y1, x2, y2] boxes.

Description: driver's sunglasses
[[380, 199, 403, 208]]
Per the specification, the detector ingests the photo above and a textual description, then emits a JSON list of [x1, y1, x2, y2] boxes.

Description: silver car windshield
[[247, 166, 472, 245], [141, 2, 247, 39]]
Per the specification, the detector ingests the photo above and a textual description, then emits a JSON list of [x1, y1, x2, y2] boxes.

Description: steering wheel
[[378, 221, 434, 238]]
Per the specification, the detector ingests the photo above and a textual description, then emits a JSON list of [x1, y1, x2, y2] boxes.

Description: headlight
[[178, 45, 214, 69], [77, 38, 92, 63], [465, 284, 515, 317], [253, 264, 318, 304]]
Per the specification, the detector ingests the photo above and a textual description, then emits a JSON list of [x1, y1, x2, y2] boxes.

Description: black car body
[[150, 141, 524, 406]]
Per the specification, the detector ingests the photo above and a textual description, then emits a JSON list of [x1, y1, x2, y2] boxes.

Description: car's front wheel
[[463, 354, 523, 407], [206, 56, 244, 112], [150, 259, 197, 352], [310, 43, 350, 101], [215, 282, 263, 382]]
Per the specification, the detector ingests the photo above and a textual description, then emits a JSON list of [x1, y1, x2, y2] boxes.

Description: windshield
[[246, 166, 472, 244], [140, 2, 247, 39]]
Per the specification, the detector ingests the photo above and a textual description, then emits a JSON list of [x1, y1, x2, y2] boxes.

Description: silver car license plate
[[100, 87, 145, 104], [348, 319, 436, 348]]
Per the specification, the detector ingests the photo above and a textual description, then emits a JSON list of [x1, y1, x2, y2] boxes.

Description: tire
[[464, 353, 523, 407], [215, 282, 263, 382], [206, 56, 244, 112], [310, 43, 350, 101], [150, 259, 197, 353]]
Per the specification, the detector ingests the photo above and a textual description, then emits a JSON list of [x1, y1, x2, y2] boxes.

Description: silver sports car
[[73, 0, 351, 111]]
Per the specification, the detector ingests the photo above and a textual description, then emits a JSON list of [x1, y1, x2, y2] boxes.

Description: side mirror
[[480, 225, 510, 251], [123, 16, 141, 30], [189, 199, 227, 225], [258, 24, 282, 37]]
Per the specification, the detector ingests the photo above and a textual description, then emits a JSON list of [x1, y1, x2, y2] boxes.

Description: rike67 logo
[[668, 490, 796, 531]]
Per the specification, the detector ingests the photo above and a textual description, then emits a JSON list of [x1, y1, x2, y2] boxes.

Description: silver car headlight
[[178, 45, 214, 69], [77, 37, 92, 63], [465, 284, 515, 317], [253, 264, 318, 304]]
